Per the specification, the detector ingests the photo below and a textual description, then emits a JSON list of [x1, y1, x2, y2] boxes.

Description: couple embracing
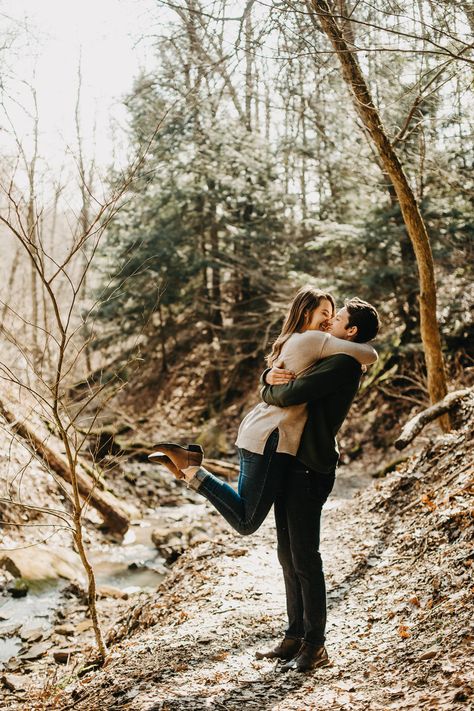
[[150, 287, 380, 673]]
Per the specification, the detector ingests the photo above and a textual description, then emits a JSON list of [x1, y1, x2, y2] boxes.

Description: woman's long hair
[[266, 287, 335, 366]]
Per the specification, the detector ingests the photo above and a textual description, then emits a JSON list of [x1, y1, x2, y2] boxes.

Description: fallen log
[[203, 458, 239, 480], [0, 400, 131, 534], [395, 388, 473, 451], [95, 432, 241, 477]]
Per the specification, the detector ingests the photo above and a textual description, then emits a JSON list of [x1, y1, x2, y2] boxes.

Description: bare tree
[[0, 94, 173, 659], [74, 56, 97, 376]]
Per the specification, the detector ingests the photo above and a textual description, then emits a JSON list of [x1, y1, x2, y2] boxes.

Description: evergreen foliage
[[93, 0, 473, 410], [94, 74, 292, 398]]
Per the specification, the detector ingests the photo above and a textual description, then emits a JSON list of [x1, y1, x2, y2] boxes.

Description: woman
[[149, 287, 377, 534]]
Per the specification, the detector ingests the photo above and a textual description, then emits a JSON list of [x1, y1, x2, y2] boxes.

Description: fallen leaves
[[421, 493, 437, 511], [398, 624, 411, 638], [212, 651, 229, 661], [11, 404, 472, 711], [225, 548, 248, 558]]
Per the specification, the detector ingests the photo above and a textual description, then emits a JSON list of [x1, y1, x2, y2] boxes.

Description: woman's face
[[305, 299, 334, 331]]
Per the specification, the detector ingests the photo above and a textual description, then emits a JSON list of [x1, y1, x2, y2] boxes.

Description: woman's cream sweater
[[235, 331, 377, 456]]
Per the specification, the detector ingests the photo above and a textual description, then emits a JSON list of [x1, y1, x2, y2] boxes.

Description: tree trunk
[[75, 59, 94, 376], [158, 301, 168, 372], [209, 219, 223, 330], [386, 184, 419, 345], [244, 3, 254, 132], [27, 194, 40, 363], [1, 248, 20, 322], [308, 0, 450, 430], [298, 62, 308, 227], [461, 2, 474, 35], [0, 398, 131, 534]]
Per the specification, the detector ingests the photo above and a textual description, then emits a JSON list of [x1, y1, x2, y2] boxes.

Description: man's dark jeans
[[196, 430, 292, 535], [274, 458, 335, 646]]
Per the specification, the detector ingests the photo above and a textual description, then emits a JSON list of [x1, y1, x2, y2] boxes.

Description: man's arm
[[261, 355, 361, 407]]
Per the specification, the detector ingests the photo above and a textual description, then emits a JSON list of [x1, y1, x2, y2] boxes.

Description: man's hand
[[261, 354, 361, 408], [265, 366, 295, 385]]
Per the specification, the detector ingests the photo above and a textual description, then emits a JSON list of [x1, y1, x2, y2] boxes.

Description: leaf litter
[[3, 396, 473, 710]]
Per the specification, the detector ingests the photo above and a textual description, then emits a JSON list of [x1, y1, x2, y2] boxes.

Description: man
[[256, 297, 380, 672]]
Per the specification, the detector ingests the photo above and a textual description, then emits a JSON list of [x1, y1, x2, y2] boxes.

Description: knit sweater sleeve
[[279, 331, 330, 375], [320, 334, 378, 365]]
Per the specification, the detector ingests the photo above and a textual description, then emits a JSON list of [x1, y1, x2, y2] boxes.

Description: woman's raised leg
[[191, 430, 289, 535]]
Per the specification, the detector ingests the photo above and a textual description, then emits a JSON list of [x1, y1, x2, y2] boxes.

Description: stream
[[0, 466, 372, 667], [0, 514, 168, 665]]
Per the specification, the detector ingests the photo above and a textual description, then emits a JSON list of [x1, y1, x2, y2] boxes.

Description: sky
[[1, 0, 157, 177]]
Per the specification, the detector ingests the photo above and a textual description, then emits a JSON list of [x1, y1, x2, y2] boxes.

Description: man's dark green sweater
[[260, 354, 362, 474]]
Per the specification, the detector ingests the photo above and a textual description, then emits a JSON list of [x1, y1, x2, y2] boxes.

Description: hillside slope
[[25, 393, 473, 711]]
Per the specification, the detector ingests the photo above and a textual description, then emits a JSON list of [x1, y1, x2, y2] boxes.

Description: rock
[[419, 647, 439, 661], [161, 544, 185, 564], [336, 680, 356, 693], [3, 658, 22, 672], [165, 535, 184, 549], [7, 579, 29, 597], [151, 527, 182, 548], [188, 527, 210, 546], [0, 545, 83, 584], [20, 626, 44, 643], [123, 687, 140, 701], [62, 581, 87, 601], [97, 585, 129, 600], [2, 674, 27, 692], [151, 526, 186, 563], [75, 620, 93, 633], [53, 648, 76, 664], [147, 561, 168, 576], [55, 624, 75, 636], [19, 642, 51, 661], [0, 622, 21, 636]]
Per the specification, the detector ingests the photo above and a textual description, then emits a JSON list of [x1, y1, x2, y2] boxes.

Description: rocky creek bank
[[0, 448, 229, 709]]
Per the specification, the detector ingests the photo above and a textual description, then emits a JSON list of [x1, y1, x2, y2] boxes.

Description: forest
[[0, 0, 472, 709]]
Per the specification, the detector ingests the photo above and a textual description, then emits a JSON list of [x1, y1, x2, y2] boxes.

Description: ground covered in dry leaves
[[5, 398, 474, 711]]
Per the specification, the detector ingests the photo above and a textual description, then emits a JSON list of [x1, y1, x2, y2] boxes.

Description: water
[[0, 636, 22, 663], [0, 518, 166, 664], [0, 582, 62, 663], [0, 582, 62, 629], [89, 519, 166, 593]]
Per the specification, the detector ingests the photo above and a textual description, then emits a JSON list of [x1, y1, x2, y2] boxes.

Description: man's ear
[[347, 325, 358, 340]]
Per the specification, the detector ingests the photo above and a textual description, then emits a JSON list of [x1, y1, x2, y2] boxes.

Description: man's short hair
[[345, 297, 380, 343]]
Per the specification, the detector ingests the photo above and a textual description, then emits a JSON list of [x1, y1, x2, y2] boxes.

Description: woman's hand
[[265, 366, 295, 385]]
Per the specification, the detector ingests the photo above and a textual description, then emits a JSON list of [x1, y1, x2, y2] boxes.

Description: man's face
[[329, 307, 352, 340]]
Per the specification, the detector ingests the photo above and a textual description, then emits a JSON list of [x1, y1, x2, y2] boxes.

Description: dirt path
[[6, 413, 472, 711]]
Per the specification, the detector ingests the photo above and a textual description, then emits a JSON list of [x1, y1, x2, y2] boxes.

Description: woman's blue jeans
[[195, 430, 291, 535]]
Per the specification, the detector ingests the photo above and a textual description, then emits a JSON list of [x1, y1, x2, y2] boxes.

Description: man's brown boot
[[148, 443, 203, 470], [255, 637, 302, 661], [280, 643, 329, 672]]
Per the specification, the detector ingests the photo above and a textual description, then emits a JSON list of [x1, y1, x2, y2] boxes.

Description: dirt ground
[[2, 395, 470, 711]]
